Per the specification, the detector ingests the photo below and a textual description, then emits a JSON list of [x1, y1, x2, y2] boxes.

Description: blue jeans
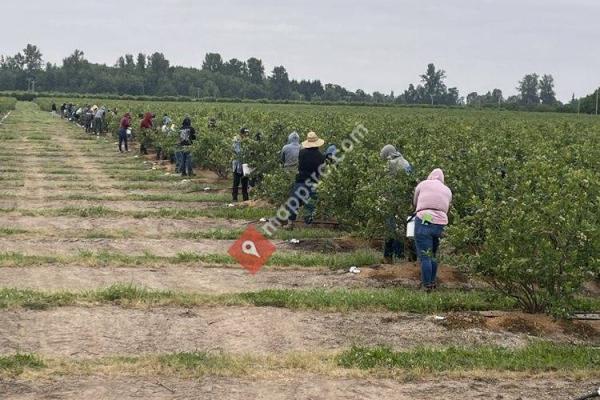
[[118, 129, 128, 152], [175, 150, 183, 173], [288, 182, 317, 222], [180, 150, 193, 175], [414, 217, 444, 287]]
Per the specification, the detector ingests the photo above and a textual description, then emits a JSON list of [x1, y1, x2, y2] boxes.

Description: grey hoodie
[[380, 144, 412, 175], [280, 131, 301, 168]]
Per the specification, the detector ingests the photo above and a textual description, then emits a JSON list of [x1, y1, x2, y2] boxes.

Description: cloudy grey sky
[[3, 0, 599, 101]]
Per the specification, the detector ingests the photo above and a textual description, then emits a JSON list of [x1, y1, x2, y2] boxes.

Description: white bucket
[[406, 215, 416, 238], [242, 163, 254, 177]]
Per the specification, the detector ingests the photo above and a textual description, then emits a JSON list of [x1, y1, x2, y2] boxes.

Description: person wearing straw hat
[[286, 131, 326, 229]]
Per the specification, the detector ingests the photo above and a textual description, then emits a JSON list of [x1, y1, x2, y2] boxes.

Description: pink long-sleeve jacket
[[413, 168, 452, 225]]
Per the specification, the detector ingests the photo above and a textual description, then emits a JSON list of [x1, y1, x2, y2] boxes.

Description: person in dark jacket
[[287, 131, 326, 228], [231, 128, 250, 201], [118, 112, 131, 152], [178, 117, 196, 176]]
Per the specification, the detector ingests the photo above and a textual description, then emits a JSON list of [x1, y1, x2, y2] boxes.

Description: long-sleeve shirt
[[413, 168, 452, 225], [296, 148, 325, 184], [119, 116, 131, 129]]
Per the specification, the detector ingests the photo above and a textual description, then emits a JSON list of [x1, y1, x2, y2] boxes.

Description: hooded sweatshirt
[[280, 131, 301, 168], [413, 168, 452, 225], [140, 112, 154, 129], [380, 144, 412, 175]]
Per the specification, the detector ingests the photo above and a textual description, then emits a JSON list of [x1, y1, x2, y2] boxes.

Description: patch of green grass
[[158, 351, 238, 372], [81, 229, 134, 239], [52, 206, 118, 218], [0, 284, 522, 313], [236, 287, 518, 313], [177, 227, 343, 240], [337, 342, 600, 372], [0, 252, 60, 266], [0, 206, 270, 220], [0, 354, 46, 374], [107, 172, 181, 182], [0, 227, 29, 236]]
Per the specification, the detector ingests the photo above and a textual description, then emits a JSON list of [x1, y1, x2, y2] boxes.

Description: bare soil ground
[[0, 375, 594, 400], [0, 215, 249, 233], [0, 265, 367, 293], [0, 306, 532, 358]]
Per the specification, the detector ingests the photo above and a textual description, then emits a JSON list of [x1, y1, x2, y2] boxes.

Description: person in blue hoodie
[[280, 131, 301, 172]]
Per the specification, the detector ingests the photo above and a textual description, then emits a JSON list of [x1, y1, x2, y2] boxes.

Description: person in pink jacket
[[413, 168, 452, 291]]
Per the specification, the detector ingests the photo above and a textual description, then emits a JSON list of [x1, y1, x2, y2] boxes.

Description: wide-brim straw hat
[[302, 131, 325, 148]]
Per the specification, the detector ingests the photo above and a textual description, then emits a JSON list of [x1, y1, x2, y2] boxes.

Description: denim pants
[[181, 150, 193, 175], [414, 217, 445, 287], [288, 182, 317, 222], [118, 129, 128, 152], [232, 172, 249, 201], [175, 150, 183, 173]]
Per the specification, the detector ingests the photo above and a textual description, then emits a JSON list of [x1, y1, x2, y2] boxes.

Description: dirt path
[[0, 265, 370, 293], [1, 376, 593, 400], [0, 215, 250, 232], [0, 306, 530, 358]]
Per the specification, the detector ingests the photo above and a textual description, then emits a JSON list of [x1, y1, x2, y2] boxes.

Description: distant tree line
[[0, 44, 597, 112]]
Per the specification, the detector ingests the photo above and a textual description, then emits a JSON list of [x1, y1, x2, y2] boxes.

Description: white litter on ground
[[349, 266, 361, 274]]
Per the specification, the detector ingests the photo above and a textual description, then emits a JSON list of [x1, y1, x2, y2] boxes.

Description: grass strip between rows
[[0, 249, 378, 269], [1, 342, 598, 377], [1, 283, 593, 313], [0, 205, 272, 220]]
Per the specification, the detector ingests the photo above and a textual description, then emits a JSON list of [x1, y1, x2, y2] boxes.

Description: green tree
[[247, 57, 264, 84], [223, 58, 247, 77], [136, 53, 146, 73], [539, 74, 557, 105], [147, 52, 169, 74], [23, 44, 43, 71], [124, 54, 135, 70], [269, 66, 291, 100], [202, 53, 223, 73], [420, 63, 447, 104], [466, 92, 479, 105], [517, 73, 539, 105]]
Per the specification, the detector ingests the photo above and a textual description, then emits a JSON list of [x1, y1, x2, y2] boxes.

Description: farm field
[[0, 101, 598, 399]]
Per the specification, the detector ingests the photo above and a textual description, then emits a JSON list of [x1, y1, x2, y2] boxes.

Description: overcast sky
[[2, 0, 599, 101]]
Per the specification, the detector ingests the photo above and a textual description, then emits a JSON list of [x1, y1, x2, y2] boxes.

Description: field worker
[[51, 101, 57, 114], [175, 115, 191, 173], [413, 168, 452, 291], [287, 131, 326, 228], [231, 128, 250, 201], [139, 112, 155, 154], [93, 106, 106, 135], [324, 144, 338, 165], [178, 117, 196, 176], [380, 144, 413, 264], [162, 114, 172, 128], [118, 112, 131, 153], [280, 131, 301, 172]]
